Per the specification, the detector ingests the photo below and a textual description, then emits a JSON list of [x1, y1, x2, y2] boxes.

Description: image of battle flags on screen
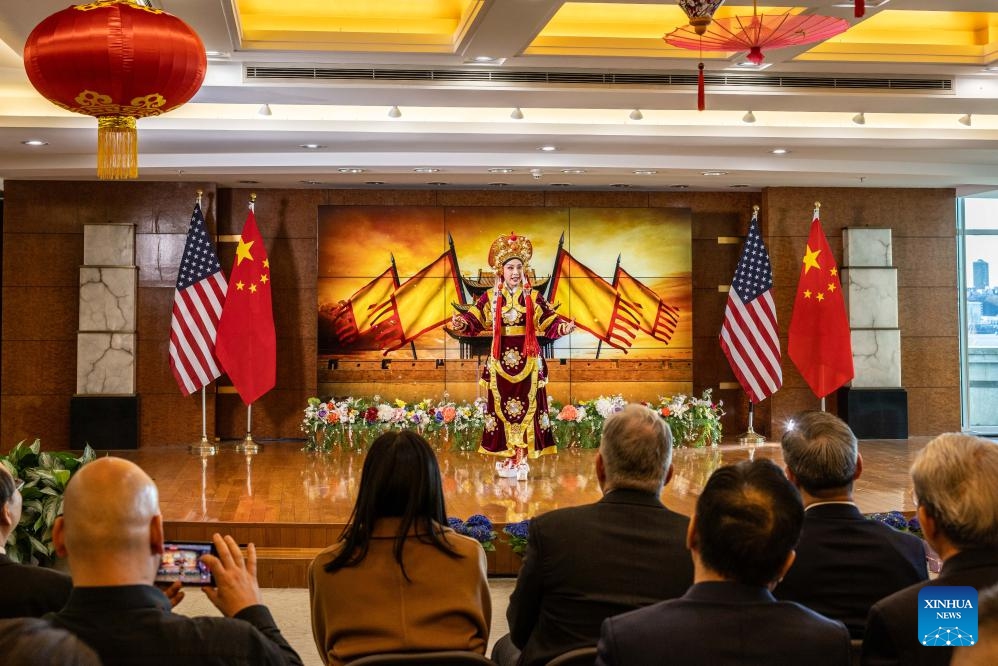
[[169, 202, 228, 396], [329, 265, 399, 344], [548, 247, 639, 352], [719, 209, 782, 403], [614, 264, 680, 345], [373, 247, 465, 353]]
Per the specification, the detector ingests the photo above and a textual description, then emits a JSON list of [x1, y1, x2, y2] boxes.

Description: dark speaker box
[[837, 387, 908, 439], [70, 396, 139, 450]]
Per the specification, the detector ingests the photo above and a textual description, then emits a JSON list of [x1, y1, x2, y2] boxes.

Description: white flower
[[594, 396, 616, 419], [377, 404, 395, 422], [575, 406, 588, 423]]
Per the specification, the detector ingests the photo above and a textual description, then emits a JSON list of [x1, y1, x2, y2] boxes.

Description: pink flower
[[557, 404, 578, 421], [660, 406, 671, 417], [442, 406, 457, 423]]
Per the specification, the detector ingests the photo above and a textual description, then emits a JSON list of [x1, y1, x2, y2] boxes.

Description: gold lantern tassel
[[97, 116, 138, 180]]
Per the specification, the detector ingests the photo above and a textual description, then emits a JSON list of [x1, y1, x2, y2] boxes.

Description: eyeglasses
[[14, 478, 25, 493]]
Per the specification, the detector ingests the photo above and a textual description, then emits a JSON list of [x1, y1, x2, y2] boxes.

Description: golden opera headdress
[[488, 232, 533, 272]]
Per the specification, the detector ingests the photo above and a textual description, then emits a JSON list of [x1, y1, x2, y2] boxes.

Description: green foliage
[[1, 439, 96, 565]]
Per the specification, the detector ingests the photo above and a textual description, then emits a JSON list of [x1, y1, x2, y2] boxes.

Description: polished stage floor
[[120, 438, 926, 528]]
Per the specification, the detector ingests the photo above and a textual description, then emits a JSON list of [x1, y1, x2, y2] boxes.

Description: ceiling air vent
[[244, 66, 952, 93]]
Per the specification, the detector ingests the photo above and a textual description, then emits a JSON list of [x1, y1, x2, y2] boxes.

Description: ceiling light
[[21, 139, 48, 146], [629, 109, 644, 121], [365, 181, 385, 185], [338, 168, 365, 174], [633, 169, 658, 175], [742, 111, 756, 124], [300, 180, 323, 185], [670, 184, 690, 189], [959, 114, 972, 127], [852, 112, 866, 125], [298, 144, 324, 150], [427, 181, 448, 186], [610, 184, 632, 188], [488, 168, 514, 174], [771, 148, 789, 155], [237, 180, 259, 184], [472, 55, 497, 63], [986, 65, 998, 72], [413, 168, 439, 173], [257, 104, 272, 117], [489, 182, 508, 187], [551, 183, 572, 187], [387, 105, 402, 118], [539, 145, 557, 152], [561, 169, 586, 174], [702, 171, 727, 176], [510, 107, 524, 120]]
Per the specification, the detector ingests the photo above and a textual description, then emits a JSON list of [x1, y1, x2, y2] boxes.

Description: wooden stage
[[115, 438, 928, 587]]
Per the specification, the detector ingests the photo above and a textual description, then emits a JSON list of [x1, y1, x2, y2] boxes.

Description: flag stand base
[[189, 436, 216, 456], [235, 434, 259, 454], [737, 427, 766, 446]]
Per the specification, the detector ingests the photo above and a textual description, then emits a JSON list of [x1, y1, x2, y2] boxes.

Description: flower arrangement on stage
[[300, 390, 723, 452], [448, 514, 497, 551], [503, 519, 531, 555], [868, 511, 923, 539], [657, 389, 724, 448], [301, 395, 487, 453]]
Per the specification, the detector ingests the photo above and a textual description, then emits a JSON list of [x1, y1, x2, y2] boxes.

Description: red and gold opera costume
[[453, 233, 573, 460]]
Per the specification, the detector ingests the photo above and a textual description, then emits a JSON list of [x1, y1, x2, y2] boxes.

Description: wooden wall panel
[[1, 287, 78, 339]]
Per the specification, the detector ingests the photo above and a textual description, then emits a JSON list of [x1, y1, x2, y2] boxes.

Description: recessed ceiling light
[[538, 145, 558, 152], [633, 169, 658, 175], [561, 169, 586, 174], [338, 168, 365, 174], [427, 181, 448, 186], [702, 171, 728, 176], [551, 183, 572, 187], [488, 168, 515, 174], [21, 139, 48, 146], [610, 183, 632, 188], [413, 167, 439, 173], [298, 144, 324, 150], [670, 184, 690, 189], [365, 181, 385, 185], [300, 180, 323, 185], [471, 55, 497, 63], [771, 148, 790, 155], [489, 182, 509, 187], [237, 180, 260, 184]]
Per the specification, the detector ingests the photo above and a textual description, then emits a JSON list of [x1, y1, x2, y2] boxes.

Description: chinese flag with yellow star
[[216, 208, 276, 405], [788, 209, 854, 398]]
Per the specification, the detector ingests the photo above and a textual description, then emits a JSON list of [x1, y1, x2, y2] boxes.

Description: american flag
[[719, 210, 783, 403], [169, 203, 228, 395]]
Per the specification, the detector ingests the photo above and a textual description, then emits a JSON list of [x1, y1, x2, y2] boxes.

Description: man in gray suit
[[775, 411, 927, 638], [493, 404, 694, 666]]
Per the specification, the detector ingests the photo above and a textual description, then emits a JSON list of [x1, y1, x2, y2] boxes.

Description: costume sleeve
[[534, 292, 572, 340], [307, 557, 330, 664], [860, 604, 901, 666], [507, 518, 544, 648], [232, 604, 304, 666], [455, 290, 491, 336]]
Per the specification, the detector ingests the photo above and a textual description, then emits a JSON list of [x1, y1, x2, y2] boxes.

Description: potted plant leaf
[[1, 439, 96, 566]]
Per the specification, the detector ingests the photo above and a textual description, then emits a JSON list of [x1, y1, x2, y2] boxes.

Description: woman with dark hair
[[308, 430, 491, 666]]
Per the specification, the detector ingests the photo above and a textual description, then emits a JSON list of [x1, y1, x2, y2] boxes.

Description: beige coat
[[308, 519, 491, 666]]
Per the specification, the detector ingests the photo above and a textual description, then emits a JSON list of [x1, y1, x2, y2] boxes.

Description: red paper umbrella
[[665, 4, 848, 109], [23, 0, 206, 179]]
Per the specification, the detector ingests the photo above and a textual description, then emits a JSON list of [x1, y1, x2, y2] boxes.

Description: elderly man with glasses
[[0, 464, 73, 618]]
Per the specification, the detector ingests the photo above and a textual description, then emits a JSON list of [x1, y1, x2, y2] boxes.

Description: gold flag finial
[[814, 201, 821, 210], [196, 189, 203, 205], [753, 204, 760, 213]]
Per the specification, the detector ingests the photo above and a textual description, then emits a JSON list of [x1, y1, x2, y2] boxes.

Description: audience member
[[493, 404, 694, 666], [47, 456, 302, 666], [951, 582, 998, 666], [863, 433, 998, 666], [597, 458, 851, 666], [0, 616, 101, 665], [0, 464, 72, 618], [309, 430, 491, 666], [775, 411, 928, 638]]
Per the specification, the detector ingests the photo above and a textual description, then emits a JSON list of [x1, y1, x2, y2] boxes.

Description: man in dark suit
[[775, 411, 928, 638], [863, 434, 998, 666], [0, 465, 72, 618], [493, 404, 694, 666], [597, 458, 851, 666]]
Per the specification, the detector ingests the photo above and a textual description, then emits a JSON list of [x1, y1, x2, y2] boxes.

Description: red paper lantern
[[23, 0, 206, 179]]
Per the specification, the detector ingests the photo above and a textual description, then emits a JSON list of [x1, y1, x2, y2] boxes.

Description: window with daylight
[[959, 197, 998, 432]]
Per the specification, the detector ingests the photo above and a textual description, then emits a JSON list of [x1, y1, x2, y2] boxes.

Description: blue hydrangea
[[465, 513, 494, 530], [464, 524, 495, 544], [503, 519, 530, 540], [447, 516, 465, 532]]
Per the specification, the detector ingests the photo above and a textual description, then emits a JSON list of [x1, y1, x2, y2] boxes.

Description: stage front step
[[255, 547, 323, 588]]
